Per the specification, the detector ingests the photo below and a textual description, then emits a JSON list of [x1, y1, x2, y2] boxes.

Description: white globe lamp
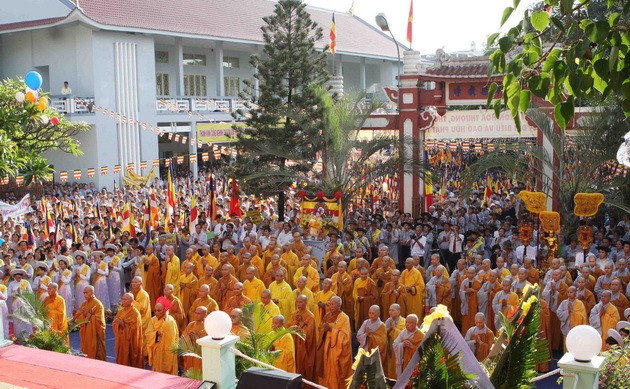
[[204, 310, 232, 340], [565, 325, 601, 363]]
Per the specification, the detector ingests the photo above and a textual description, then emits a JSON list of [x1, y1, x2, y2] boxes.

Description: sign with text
[[197, 123, 245, 143], [426, 110, 537, 139]]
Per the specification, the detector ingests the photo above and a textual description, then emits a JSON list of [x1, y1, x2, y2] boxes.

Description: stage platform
[[0, 345, 200, 389]]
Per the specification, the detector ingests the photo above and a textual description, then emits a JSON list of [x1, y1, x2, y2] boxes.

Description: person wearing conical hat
[[33, 262, 52, 300], [55, 256, 74, 319], [8, 269, 33, 337], [73, 251, 91, 311]]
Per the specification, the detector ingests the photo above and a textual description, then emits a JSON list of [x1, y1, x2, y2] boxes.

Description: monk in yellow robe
[[393, 314, 424, 376], [313, 278, 335, 337], [538, 298, 552, 372], [331, 261, 353, 322], [269, 270, 295, 318], [281, 243, 300, 288], [113, 293, 143, 368], [263, 254, 289, 287], [74, 285, 106, 360], [293, 256, 320, 293], [557, 286, 587, 352], [459, 267, 482, 335], [44, 283, 68, 345], [356, 305, 388, 363], [400, 258, 425, 318], [270, 315, 295, 373], [164, 283, 187, 333], [384, 304, 406, 379], [257, 289, 281, 334], [223, 282, 252, 312], [230, 308, 251, 339], [315, 296, 353, 389], [382, 270, 407, 319], [492, 279, 519, 330], [164, 246, 180, 296], [243, 266, 265, 303], [292, 276, 315, 314], [197, 244, 219, 278], [464, 313, 495, 361], [288, 295, 316, 381], [180, 248, 198, 277], [589, 290, 621, 349], [142, 245, 163, 308], [178, 262, 199, 315], [353, 267, 380, 329], [146, 297, 179, 375], [130, 276, 152, 355], [182, 306, 208, 374], [189, 284, 219, 319]]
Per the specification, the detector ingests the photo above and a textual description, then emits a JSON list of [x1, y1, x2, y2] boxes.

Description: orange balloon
[[37, 97, 47, 110], [25, 91, 37, 102]]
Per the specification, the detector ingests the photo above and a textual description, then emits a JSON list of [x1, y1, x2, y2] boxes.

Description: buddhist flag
[[329, 13, 337, 54], [149, 189, 159, 228], [165, 167, 176, 227], [207, 175, 218, 221], [407, 0, 413, 45], [189, 194, 198, 234], [424, 170, 434, 210], [122, 201, 131, 234]]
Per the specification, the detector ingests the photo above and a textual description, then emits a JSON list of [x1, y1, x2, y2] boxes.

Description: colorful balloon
[[50, 117, 59, 125], [25, 91, 37, 103], [24, 71, 43, 90], [41, 115, 49, 124], [15, 92, 25, 102], [37, 97, 48, 111]]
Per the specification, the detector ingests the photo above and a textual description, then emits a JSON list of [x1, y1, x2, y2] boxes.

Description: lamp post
[[375, 13, 401, 90], [197, 310, 239, 388], [559, 325, 606, 389]]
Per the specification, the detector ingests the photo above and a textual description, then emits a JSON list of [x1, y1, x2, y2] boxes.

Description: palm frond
[[10, 291, 50, 331], [171, 334, 203, 359]]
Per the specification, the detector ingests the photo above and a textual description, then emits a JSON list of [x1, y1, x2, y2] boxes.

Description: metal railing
[[156, 96, 252, 114], [49, 95, 95, 114]]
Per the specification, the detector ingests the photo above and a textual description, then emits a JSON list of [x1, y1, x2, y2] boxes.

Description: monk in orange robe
[[331, 261, 353, 322], [189, 284, 219, 319], [288, 295, 316, 381], [589, 290, 621, 349], [353, 267, 379, 329], [178, 262, 199, 316], [230, 308, 251, 339], [399, 258, 425, 318], [477, 270, 502, 334], [270, 315, 295, 373], [74, 285, 106, 360], [524, 258, 540, 285], [459, 267, 482, 335], [164, 283, 186, 334], [182, 306, 208, 374], [223, 282, 252, 312], [217, 264, 239, 309], [146, 297, 179, 375], [542, 269, 568, 351], [142, 245, 163, 308], [393, 314, 424, 377], [610, 279, 629, 319], [315, 296, 353, 389], [575, 276, 597, 316], [426, 265, 451, 312], [130, 276, 152, 356], [356, 305, 388, 363], [464, 312, 494, 361], [538, 298, 552, 372], [44, 283, 69, 345], [381, 269, 407, 319], [112, 293, 143, 368], [384, 304, 406, 379], [198, 265, 219, 302]]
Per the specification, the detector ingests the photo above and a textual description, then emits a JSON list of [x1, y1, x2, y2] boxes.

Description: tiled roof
[[0, 16, 66, 32], [0, 0, 404, 60], [424, 57, 494, 78]]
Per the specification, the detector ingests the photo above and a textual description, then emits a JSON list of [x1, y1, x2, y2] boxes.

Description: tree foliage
[[0, 78, 89, 183], [487, 0, 630, 129], [234, 0, 329, 218]]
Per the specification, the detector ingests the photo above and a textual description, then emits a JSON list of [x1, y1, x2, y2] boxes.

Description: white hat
[[607, 328, 624, 346], [625, 308, 630, 320], [616, 320, 630, 334], [10, 268, 27, 277], [105, 244, 117, 251]]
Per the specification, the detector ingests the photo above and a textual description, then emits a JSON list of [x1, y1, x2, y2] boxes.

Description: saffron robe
[[352, 277, 379, 329], [589, 302, 621, 349], [113, 306, 144, 368], [178, 273, 199, 316], [464, 325, 494, 361], [288, 308, 316, 381], [384, 316, 406, 379], [74, 296, 106, 360], [166, 294, 186, 334], [269, 280, 295, 318], [315, 311, 353, 389], [44, 294, 69, 345], [182, 320, 207, 373], [356, 318, 388, 363], [459, 277, 482, 335], [331, 271, 353, 321], [146, 313, 179, 375], [400, 267, 425, 318], [243, 277, 265, 303], [271, 332, 296, 373], [393, 328, 424, 376], [188, 295, 219, 319]]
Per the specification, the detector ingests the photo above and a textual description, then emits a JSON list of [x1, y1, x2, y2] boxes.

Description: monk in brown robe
[[74, 285, 106, 360], [182, 306, 208, 374], [142, 245, 163, 309], [164, 283, 186, 333], [198, 265, 219, 302], [230, 308, 251, 339], [315, 296, 353, 389], [459, 266, 482, 335], [356, 305, 388, 363], [178, 262, 199, 316], [223, 282, 252, 312], [352, 267, 379, 329], [524, 257, 540, 285], [189, 284, 219, 319], [288, 295, 316, 382], [537, 298, 552, 372], [542, 269, 568, 351], [381, 270, 407, 319], [392, 314, 424, 377], [575, 276, 597, 316], [464, 312, 494, 361], [384, 304, 406, 379], [477, 270, 502, 334], [112, 293, 143, 368], [331, 261, 353, 322], [217, 264, 239, 309]]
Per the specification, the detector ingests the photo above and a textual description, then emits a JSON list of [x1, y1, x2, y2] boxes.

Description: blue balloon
[[25, 71, 43, 90]]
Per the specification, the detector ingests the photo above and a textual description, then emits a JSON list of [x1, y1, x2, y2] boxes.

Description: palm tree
[[172, 302, 303, 379], [312, 87, 429, 209], [462, 102, 629, 235]]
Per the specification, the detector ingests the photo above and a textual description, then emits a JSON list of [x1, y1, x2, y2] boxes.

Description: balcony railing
[[49, 95, 95, 114], [156, 96, 252, 114]]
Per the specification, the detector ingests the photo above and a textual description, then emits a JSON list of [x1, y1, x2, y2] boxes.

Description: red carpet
[[0, 345, 200, 389]]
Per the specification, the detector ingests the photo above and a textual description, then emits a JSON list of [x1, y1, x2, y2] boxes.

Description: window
[[155, 51, 169, 64], [224, 76, 241, 96], [156, 73, 170, 96], [184, 74, 207, 96], [223, 56, 240, 68], [183, 53, 207, 66]]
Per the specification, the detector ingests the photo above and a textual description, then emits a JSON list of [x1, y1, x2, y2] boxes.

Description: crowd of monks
[[3, 222, 630, 387]]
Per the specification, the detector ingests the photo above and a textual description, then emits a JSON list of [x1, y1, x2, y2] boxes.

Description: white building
[[0, 0, 404, 188]]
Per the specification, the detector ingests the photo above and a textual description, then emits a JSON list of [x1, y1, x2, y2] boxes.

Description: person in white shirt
[[190, 223, 208, 246], [277, 223, 294, 248], [61, 81, 72, 96]]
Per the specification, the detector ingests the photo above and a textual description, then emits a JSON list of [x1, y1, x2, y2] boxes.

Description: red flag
[[407, 0, 413, 46], [229, 179, 242, 217], [329, 13, 337, 54]]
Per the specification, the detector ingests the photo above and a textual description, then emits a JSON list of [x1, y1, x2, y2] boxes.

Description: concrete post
[[328, 76, 344, 98], [196, 334, 239, 389], [558, 354, 605, 389]]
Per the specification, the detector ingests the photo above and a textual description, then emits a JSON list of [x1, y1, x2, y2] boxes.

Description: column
[[197, 335, 239, 389], [359, 58, 366, 90], [558, 354, 605, 389], [335, 53, 343, 78], [175, 38, 184, 96], [215, 42, 224, 96]]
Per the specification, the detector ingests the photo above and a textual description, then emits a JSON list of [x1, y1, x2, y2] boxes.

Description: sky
[[304, 0, 539, 54]]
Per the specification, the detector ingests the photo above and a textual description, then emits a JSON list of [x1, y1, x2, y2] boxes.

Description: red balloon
[[50, 117, 59, 125]]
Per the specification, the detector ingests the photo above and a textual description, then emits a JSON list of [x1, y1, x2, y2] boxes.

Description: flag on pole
[[149, 189, 159, 228], [189, 195, 198, 233], [329, 13, 337, 54], [407, 0, 413, 46], [165, 167, 176, 227], [207, 175, 217, 221], [122, 201, 131, 234], [229, 178, 242, 217]]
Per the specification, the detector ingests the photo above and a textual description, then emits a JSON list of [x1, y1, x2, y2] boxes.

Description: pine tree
[[234, 0, 329, 221]]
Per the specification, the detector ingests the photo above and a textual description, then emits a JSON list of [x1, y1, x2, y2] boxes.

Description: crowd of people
[[1, 172, 629, 387]]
